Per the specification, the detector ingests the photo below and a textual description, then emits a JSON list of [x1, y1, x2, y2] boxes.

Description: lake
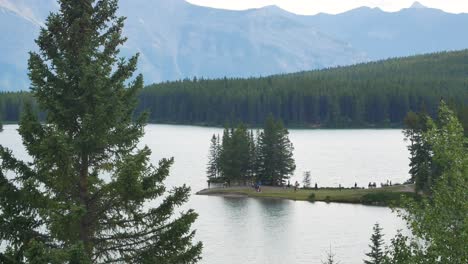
[[0, 124, 410, 264]]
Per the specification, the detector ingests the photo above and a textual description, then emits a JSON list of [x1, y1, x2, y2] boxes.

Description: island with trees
[[199, 101, 466, 207], [199, 115, 418, 206], [206, 114, 295, 187]]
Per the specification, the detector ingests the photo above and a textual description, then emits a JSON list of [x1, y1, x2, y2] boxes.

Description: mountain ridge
[[1, 0, 468, 91]]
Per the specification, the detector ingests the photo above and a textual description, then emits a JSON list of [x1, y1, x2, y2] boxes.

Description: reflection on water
[[0, 125, 408, 264], [193, 195, 404, 264]]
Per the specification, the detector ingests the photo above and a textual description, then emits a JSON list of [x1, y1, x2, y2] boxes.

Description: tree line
[[2, 50, 468, 130], [206, 115, 295, 186], [137, 50, 468, 128], [0, 92, 36, 122]]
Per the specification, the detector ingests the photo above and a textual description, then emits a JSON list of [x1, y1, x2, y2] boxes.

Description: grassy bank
[[196, 184, 418, 206]]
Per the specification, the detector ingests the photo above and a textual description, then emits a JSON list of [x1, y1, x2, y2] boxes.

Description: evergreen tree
[[257, 115, 295, 185], [322, 246, 340, 264], [212, 119, 295, 186], [0, 1, 202, 263], [303, 171, 311, 188], [247, 130, 257, 179], [276, 119, 296, 181], [403, 110, 432, 192], [383, 231, 414, 264], [207, 134, 220, 179], [231, 123, 251, 184], [365, 223, 386, 264], [219, 127, 233, 183]]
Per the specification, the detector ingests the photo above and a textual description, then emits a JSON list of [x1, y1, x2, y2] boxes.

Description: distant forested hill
[[138, 50, 468, 128], [1, 50, 468, 129]]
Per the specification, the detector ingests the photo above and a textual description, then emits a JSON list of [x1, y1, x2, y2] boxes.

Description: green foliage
[[0, 92, 38, 122], [403, 110, 432, 192], [361, 192, 419, 206], [207, 116, 295, 186], [307, 192, 316, 202], [216, 123, 253, 185], [303, 171, 311, 188], [0, 0, 201, 263], [136, 50, 468, 128], [403, 101, 468, 193], [364, 223, 386, 264], [382, 231, 415, 264], [206, 134, 220, 179], [390, 102, 468, 263], [3, 51, 468, 129], [257, 115, 296, 185]]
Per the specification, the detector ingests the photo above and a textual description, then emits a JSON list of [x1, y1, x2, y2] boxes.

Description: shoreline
[[196, 185, 417, 206], [0, 122, 405, 130]]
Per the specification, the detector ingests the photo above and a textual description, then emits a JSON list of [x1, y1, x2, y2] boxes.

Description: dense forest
[[1, 50, 468, 128], [138, 50, 468, 128], [0, 92, 37, 122]]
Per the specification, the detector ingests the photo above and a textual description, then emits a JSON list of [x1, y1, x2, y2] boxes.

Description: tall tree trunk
[[79, 154, 92, 256]]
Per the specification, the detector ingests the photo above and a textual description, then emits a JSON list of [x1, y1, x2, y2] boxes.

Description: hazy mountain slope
[[1, 0, 468, 91], [0, 7, 37, 91], [0, 0, 365, 91], [119, 0, 366, 82], [304, 4, 468, 60], [0, 0, 57, 91]]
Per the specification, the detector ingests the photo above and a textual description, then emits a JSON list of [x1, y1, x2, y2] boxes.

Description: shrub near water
[[307, 193, 316, 202], [361, 192, 419, 206]]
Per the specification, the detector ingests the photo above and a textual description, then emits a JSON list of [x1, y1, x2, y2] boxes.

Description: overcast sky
[[186, 0, 468, 15]]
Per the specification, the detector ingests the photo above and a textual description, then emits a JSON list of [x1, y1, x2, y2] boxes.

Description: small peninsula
[[197, 184, 417, 206]]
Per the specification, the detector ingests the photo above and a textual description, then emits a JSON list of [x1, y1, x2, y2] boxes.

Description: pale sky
[[186, 0, 468, 15]]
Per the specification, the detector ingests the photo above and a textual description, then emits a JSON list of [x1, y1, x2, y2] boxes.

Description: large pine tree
[[0, 0, 202, 263], [403, 110, 432, 192], [257, 115, 295, 185], [206, 134, 220, 179]]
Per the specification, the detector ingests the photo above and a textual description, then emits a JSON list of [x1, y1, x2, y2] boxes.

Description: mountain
[[1, 0, 468, 91], [302, 4, 468, 60], [410, 1, 428, 9]]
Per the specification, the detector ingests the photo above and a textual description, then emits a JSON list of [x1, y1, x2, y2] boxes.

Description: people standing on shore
[[294, 181, 299, 192]]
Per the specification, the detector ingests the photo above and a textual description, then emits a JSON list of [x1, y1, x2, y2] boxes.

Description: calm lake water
[[0, 124, 410, 264]]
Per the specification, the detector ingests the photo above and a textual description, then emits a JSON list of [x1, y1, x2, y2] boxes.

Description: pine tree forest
[[2, 50, 468, 130]]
